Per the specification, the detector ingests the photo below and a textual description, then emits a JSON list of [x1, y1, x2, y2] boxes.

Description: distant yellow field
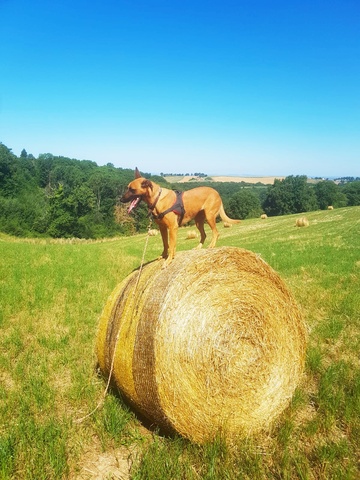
[[164, 175, 285, 184], [208, 175, 285, 184]]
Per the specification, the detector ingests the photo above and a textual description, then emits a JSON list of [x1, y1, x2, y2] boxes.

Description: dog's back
[[182, 186, 239, 226]]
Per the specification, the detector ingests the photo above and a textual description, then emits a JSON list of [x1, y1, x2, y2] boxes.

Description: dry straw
[[261, 214, 268, 219], [96, 247, 307, 444], [185, 230, 198, 239], [296, 217, 309, 227]]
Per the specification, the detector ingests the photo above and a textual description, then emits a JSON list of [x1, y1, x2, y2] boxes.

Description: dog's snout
[[120, 191, 128, 203]]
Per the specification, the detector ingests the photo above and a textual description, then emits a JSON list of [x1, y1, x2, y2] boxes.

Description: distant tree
[[0, 143, 167, 237], [88, 169, 120, 214], [0, 143, 17, 195], [67, 184, 96, 217], [148, 174, 169, 186], [227, 189, 262, 219], [36, 153, 55, 189], [315, 180, 347, 209], [263, 176, 318, 216], [47, 184, 77, 237], [342, 181, 360, 206], [336, 177, 360, 184], [0, 143, 38, 197]]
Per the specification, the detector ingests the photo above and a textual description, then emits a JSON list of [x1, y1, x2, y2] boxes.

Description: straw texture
[[296, 217, 309, 227], [96, 247, 306, 443]]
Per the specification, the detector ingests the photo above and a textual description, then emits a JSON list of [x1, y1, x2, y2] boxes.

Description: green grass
[[1, 207, 360, 479]]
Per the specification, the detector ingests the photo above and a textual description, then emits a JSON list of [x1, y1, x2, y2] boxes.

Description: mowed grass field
[[1, 206, 360, 479]]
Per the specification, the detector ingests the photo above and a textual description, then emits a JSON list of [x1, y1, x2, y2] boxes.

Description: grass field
[[1, 207, 360, 479]]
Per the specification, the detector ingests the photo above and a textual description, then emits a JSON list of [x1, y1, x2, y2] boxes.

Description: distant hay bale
[[186, 230, 198, 239], [223, 222, 232, 228], [96, 247, 307, 444], [327, 205, 334, 210], [148, 229, 159, 236], [261, 214, 268, 219], [295, 217, 309, 228]]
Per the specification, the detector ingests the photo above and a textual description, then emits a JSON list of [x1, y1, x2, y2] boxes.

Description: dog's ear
[[135, 167, 142, 179], [141, 179, 153, 190]]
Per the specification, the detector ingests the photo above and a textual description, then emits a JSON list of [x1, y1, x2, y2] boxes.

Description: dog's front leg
[[164, 223, 178, 267], [158, 224, 169, 261]]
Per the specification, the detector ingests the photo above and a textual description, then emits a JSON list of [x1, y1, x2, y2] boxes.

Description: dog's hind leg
[[194, 211, 206, 249]]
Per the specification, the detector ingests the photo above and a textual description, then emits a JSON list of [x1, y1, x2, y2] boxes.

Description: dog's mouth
[[127, 196, 141, 214]]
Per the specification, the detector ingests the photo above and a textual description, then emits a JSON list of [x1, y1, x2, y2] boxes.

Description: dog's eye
[[129, 188, 136, 194]]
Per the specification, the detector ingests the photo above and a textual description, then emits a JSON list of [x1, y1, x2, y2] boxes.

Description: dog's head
[[120, 168, 153, 213]]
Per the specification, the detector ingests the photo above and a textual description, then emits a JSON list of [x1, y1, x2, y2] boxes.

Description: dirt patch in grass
[[73, 441, 136, 479]]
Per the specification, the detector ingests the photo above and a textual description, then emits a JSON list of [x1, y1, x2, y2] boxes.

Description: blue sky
[[1, 0, 359, 177]]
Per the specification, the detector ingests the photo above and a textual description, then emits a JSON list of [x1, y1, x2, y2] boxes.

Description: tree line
[[1, 142, 359, 239]]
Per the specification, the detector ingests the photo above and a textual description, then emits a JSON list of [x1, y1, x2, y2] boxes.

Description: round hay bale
[[148, 229, 159, 236], [327, 205, 334, 210], [295, 217, 309, 227], [223, 222, 232, 228], [185, 230, 198, 239], [96, 247, 306, 444], [261, 214, 268, 219]]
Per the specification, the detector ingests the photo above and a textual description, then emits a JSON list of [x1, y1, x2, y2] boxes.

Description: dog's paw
[[162, 256, 175, 268]]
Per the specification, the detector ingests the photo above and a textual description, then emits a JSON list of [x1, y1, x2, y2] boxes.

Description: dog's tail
[[219, 204, 241, 224]]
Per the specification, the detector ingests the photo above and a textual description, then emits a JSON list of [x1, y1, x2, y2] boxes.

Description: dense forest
[[1, 142, 359, 239]]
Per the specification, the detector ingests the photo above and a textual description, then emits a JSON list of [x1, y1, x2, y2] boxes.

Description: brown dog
[[121, 168, 240, 266]]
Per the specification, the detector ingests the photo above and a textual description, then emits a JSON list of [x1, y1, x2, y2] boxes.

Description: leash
[[133, 217, 153, 292], [75, 218, 154, 424]]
